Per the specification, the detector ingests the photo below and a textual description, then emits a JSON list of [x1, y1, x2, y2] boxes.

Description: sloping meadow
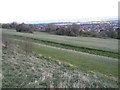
[[2, 45, 118, 88], [2, 29, 119, 88]]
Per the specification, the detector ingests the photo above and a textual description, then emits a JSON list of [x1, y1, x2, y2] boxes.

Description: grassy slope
[[2, 29, 118, 78], [2, 47, 118, 88], [6, 37, 118, 79], [3, 29, 119, 58], [3, 29, 118, 52], [33, 44, 118, 78], [2, 29, 119, 87]]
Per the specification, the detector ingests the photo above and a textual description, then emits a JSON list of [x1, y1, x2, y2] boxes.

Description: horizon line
[[25, 17, 118, 24], [1, 17, 118, 24]]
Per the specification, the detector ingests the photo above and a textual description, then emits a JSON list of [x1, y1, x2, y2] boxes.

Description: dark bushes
[[16, 23, 33, 33], [2, 22, 18, 29], [2, 22, 34, 33]]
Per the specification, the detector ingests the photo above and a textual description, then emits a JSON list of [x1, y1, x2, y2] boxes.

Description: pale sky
[[0, 0, 119, 23]]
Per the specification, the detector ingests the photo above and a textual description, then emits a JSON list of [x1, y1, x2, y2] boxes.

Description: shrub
[[16, 23, 33, 33]]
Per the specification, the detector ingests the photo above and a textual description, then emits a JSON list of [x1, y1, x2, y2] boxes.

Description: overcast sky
[[0, 0, 119, 23]]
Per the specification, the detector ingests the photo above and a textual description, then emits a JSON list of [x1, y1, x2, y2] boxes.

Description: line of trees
[[2, 22, 119, 39], [2, 22, 18, 29], [42, 23, 119, 39], [44, 23, 80, 36], [2, 22, 35, 33]]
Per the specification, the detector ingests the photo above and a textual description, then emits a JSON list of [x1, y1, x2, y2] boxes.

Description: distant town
[[34, 19, 118, 33]]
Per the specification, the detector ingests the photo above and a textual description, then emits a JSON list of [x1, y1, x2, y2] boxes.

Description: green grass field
[[3, 29, 119, 58], [33, 44, 118, 78], [2, 29, 119, 88], [3, 29, 118, 52]]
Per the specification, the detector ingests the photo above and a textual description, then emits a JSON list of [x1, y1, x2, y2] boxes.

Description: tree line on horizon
[[2, 22, 35, 33], [1, 22, 120, 39]]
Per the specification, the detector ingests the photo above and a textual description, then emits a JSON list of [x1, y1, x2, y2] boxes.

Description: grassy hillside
[[2, 29, 119, 88], [3, 29, 119, 58], [3, 29, 118, 52], [2, 46, 118, 88], [33, 44, 118, 78]]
